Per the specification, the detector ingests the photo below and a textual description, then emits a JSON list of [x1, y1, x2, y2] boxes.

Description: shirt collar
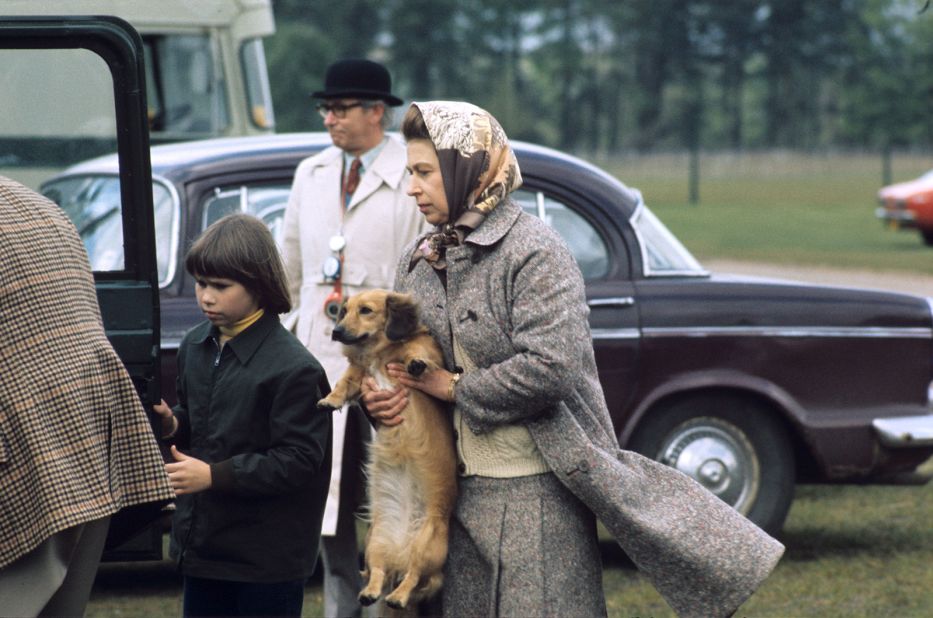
[[343, 136, 389, 176], [193, 310, 279, 365]]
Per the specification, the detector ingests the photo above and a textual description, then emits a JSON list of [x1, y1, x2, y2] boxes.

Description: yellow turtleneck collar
[[219, 308, 264, 341]]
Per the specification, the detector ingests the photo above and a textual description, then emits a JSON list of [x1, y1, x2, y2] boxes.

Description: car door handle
[[588, 297, 635, 308]]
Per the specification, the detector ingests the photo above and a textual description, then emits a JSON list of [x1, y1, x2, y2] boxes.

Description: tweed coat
[[395, 198, 785, 618], [0, 176, 174, 569], [282, 136, 429, 535]]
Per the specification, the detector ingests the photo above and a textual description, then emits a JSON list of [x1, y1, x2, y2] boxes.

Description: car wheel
[[628, 395, 795, 535], [921, 229, 933, 246]]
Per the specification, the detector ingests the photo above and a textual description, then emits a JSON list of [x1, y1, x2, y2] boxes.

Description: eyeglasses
[[316, 101, 365, 119]]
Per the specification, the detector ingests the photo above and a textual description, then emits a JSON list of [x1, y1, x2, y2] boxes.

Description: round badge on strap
[[322, 255, 341, 280]]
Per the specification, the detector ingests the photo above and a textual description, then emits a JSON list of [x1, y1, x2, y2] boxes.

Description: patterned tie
[[343, 157, 362, 207]]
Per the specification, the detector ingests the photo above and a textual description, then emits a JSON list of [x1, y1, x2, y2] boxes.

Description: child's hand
[[152, 399, 177, 437], [165, 445, 212, 495]]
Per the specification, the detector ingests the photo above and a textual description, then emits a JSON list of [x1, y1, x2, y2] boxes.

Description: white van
[[0, 0, 276, 188]]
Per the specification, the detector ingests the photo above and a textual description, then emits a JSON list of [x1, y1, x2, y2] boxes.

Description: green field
[[90, 462, 933, 617], [591, 151, 933, 275], [88, 465, 933, 617]]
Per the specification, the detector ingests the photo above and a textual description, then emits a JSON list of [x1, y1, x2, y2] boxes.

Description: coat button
[[578, 460, 590, 472], [457, 463, 466, 474]]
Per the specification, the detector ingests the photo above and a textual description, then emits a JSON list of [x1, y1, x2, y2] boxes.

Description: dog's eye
[[359, 306, 373, 315]]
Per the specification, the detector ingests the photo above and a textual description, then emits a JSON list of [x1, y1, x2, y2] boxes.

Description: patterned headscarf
[[408, 101, 522, 270]]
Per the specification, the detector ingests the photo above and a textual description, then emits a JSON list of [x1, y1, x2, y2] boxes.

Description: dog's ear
[[385, 293, 419, 341]]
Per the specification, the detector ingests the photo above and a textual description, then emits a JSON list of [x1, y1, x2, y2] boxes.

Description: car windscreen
[[41, 174, 178, 287]]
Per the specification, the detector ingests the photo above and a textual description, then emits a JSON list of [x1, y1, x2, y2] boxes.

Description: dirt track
[[703, 259, 933, 298]]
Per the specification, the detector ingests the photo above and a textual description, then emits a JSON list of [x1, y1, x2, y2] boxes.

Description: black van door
[[0, 16, 163, 559]]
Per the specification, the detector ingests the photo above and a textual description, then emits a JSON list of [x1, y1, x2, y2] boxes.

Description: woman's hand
[[164, 445, 211, 495], [386, 362, 457, 403], [360, 376, 409, 426]]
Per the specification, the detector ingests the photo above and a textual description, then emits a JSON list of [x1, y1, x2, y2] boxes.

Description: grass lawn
[[599, 464, 933, 617], [592, 151, 933, 275], [87, 465, 933, 616]]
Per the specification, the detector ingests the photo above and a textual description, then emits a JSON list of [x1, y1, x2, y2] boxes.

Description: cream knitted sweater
[[452, 337, 549, 478]]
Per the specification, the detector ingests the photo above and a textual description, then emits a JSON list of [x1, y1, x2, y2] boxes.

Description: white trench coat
[[282, 137, 428, 534]]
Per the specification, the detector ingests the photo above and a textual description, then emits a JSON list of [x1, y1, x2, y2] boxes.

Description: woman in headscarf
[[364, 101, 784, 617]]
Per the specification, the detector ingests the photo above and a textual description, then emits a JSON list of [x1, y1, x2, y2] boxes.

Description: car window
[[41, 175, 178, 286], [202, 182, 291, 249], [630, 204, 705, 276], [513, 188, 610, 279]]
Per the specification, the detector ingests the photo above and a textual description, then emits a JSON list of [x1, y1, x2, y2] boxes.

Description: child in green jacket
[[154, 213, 332, 617]]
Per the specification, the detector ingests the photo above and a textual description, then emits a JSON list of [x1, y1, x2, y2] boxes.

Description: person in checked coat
[[362, 102, 785, 617], [0, 175, 175, 617]]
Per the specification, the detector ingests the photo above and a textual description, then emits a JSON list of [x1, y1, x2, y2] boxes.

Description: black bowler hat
[[311, 59, 403, 106]]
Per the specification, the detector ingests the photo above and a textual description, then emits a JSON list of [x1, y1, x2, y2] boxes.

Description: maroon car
[[43, 133, 933, 535]]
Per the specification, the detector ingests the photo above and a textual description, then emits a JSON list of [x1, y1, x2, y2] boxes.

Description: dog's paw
[[358, 592, 380, 607], [385, 597, 407, 610], [407, 359, 427, 376], [317, 398, 341, 411]]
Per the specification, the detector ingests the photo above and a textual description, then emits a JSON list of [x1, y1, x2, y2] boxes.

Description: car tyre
[[628, 394, 795, 535], [921, 229, 933, 246]]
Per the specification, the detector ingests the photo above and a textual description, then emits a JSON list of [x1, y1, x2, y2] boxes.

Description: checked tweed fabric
[[0, 176, 174, 568]]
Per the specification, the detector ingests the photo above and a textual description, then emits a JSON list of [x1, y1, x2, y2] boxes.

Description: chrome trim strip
[[591, 328, 640, 340], [873, 415, 933, 447], [589, 326, 932, 341], [588, 297, 635, 307], [643, 326, 932, 339], [154, 174, 181, 290], [874, 206, 915, 222], [535, 190, 546, 220]]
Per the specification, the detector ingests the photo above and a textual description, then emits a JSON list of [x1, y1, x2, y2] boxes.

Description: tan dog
[[317, 289, 457, 611]]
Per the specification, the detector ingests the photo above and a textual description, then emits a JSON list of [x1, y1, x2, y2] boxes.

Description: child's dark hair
[[401, 104, 432, 142], [185, 213, 291, 314]]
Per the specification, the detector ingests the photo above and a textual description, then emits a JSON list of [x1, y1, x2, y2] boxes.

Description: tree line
[[265, 0, 933, 154]]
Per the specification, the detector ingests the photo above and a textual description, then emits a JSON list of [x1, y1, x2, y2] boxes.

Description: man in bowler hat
[[281, 59, 429, 617]]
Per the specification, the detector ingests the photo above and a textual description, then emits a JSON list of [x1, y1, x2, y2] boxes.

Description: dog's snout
[[331, 323, 368, 345]]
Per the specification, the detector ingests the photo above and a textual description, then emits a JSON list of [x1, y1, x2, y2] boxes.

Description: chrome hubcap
[[658, 417, 760, 514]]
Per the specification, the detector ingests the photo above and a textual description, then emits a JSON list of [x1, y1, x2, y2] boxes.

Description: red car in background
[[876, 168, 933, 245]]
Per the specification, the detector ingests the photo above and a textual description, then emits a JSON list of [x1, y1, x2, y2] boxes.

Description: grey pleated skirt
[[442, 472, 607, 618]]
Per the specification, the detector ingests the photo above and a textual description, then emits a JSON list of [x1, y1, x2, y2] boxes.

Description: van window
[[0, 48, 117, 189], [145, 35, 229, 137], [242, 39, 275, 130]]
